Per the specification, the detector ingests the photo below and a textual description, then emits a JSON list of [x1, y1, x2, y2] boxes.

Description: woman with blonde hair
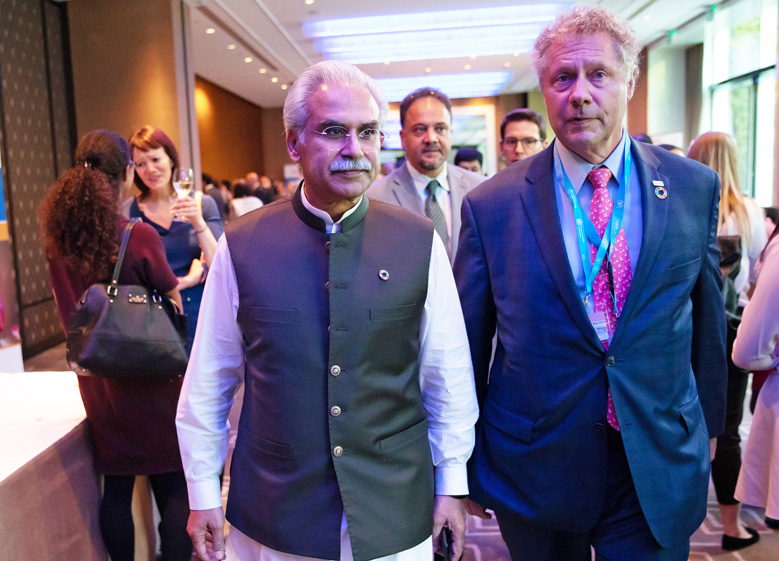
[[688, 131, 767, 550]]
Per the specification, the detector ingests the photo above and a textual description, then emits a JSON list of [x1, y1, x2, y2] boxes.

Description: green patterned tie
[[425, 180, 449, 252]]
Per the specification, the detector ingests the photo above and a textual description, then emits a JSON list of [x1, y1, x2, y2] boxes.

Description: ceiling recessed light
[[281, 84, 288, 90], [504, 62, 511, 67], [305, 0, 315, 4], [227, 44, 236, 50], [205, 28, 216, 35], [244, 57, 253, 63], [271, 77, 279, 83], [642, 15, 651, 21], [259, 68, 268, 74], [464, 64, 471, 70], [513, 52, 520, 57], [470, 55, 477, 60], [425, 67, 432, 73], [384, 61, 391, 66]]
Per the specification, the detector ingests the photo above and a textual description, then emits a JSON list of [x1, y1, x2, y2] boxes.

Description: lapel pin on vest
[[379, 270, 390, 281]]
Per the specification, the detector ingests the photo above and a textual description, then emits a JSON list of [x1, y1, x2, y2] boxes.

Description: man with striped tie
[[369, 87, 484, 263]]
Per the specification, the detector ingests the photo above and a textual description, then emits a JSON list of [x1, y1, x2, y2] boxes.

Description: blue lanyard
[[554, 142, 632, 308]]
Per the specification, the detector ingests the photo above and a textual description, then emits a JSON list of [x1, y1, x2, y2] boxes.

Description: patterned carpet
[[461, 497, 778, 561]]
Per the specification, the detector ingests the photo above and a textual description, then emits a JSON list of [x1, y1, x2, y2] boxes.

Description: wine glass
[[172, 168, 194, 222]]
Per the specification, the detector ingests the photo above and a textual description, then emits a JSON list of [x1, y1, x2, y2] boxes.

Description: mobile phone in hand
[[434, 526, 453, 561]]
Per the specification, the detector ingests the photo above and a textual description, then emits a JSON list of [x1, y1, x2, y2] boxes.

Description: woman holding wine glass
[[125, 126, 223, 349]]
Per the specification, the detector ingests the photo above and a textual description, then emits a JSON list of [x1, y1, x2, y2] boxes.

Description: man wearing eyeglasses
[[369, 87, 484, 263], [500, 108, 549, 167], [177, 60, 478, 561]]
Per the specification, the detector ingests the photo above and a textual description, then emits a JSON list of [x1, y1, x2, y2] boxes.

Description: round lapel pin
[[655, 186, 667, 199], [378, 270, 390, 281]]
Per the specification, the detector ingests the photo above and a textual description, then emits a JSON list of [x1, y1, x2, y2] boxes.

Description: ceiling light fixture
[[304, 5, 569, 63], [282, 84, 288, 90], [259, 68, 267, 74], [305, 0, 315, 4], [304, 4, 569, 37], [227, 44, 236, 50], [271, 77, 279, 83], [375, 71, 512, 102], [464, 64, 472, 70], [244, 57, 253, 63], [313, 26, 539, 64], [205, 28, 216, 34]]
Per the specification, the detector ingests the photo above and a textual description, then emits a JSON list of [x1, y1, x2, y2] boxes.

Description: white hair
[[532, 5, 642, 86], [283, 60, 388, 138]]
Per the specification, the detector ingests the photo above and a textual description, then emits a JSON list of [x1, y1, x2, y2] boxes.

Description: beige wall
[[627, 48, 649, 137], [195, 76, 265, 183], [68, 0, 183, 147], [261, 107, 294, 182]]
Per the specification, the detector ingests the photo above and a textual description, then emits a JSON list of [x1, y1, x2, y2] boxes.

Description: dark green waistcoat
[[224, 189, 435, 561]]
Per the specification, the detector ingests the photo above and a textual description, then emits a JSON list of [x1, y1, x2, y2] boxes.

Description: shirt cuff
[[435, 464, 469, 496], [186, 477, 223, 511]]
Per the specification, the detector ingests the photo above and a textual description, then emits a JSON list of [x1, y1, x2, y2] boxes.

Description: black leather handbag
[[66, 219, 189, 379]]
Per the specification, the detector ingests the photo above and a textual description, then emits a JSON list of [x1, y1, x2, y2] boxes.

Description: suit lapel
[[520, 146, 603, 349], [390, 165, 424, 214], [610, 140, 667, 348], [447, 165, 466, 259]]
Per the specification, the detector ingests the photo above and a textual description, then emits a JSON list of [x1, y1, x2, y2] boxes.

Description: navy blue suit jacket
[[453, 139, 727, 547]]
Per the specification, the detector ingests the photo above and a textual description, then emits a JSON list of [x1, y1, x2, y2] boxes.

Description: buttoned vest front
[[224, 190, 435, 561]]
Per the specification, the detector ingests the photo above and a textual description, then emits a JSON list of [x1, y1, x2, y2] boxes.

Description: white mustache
[[330, 159, 372, 172]]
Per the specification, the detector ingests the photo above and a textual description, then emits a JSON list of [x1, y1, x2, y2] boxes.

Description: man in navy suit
[[454, 6, 727, 560]]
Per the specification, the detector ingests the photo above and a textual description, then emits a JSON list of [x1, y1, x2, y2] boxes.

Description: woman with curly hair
[[688, 131, 767, 551], [41, 129, 193, 561], [125, 126, 223, 350]]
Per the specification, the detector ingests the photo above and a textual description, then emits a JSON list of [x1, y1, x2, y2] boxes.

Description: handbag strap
[[107, 219, 139, 297]]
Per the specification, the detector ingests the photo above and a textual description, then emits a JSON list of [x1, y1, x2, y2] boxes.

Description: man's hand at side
[[188, 507, 226, 561], [433, 495, 467, 560]]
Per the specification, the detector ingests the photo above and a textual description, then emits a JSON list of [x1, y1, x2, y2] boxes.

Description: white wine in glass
[[173, 168, 194, 222]]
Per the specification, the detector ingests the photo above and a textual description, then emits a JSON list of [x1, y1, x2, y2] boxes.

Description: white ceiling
[[186, 0, 713, 109]]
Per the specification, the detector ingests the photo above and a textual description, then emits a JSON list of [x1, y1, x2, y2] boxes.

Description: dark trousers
[[100, 471, 193, 561], [495, 429, 690, 561], [711, 322, 750, 505]]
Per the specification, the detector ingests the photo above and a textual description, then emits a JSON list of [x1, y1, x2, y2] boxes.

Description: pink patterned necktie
[[587, 167, 632, 431]]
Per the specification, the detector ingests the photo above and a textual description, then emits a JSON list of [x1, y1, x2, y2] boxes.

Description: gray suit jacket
[[369, 163, 484, 261]]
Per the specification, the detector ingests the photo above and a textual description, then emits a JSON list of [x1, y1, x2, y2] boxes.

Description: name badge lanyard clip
[[555, 145, 632, 316]]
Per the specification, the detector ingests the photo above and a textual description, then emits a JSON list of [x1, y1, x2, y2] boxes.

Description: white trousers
[[226, 515, 432, 561]]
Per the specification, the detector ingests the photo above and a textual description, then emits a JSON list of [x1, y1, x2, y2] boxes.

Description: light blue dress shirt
[[552, 131, 643, 308]]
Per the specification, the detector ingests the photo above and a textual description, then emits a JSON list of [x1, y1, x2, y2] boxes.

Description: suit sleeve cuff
[[435, 464, 469, 496], [186, 477, 223, 511]]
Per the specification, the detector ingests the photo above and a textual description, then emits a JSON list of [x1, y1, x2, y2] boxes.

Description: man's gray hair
[[532, 5, 642, 86], [283, 60, 389, 138]]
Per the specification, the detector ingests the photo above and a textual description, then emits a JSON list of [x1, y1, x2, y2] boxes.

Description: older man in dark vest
[[176, 60, 478, 561]]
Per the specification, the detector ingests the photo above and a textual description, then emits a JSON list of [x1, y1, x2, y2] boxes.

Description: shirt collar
[[300, 183, 363, 233], [555, 130, 630, 193], [405, 160, 450, 198]]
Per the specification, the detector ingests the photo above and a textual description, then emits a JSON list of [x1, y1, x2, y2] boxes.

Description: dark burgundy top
[[48, 217, 184, 475]]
